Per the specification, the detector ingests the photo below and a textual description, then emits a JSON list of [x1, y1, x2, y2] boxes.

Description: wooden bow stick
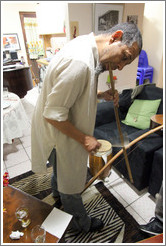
[[109, 64, 133, 183], [82, 124, 163, 193]]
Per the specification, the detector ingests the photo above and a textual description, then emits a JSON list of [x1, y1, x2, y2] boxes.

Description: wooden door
[[19, 12, 40, 86]]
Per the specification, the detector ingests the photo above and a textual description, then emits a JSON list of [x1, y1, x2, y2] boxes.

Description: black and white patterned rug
[[63, 182, 147, 243], [10, 167, 147, 243], [64, 192, 124, 243]]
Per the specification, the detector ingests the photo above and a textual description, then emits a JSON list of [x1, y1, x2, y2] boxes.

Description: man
[[139, 183, 163, 235], [31, 22, 142, 233]]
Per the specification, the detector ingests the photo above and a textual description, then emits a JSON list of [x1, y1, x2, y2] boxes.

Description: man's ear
[[109, 30, 123, 44]]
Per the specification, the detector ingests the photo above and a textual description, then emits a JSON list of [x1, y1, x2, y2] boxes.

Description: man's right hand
[[45, 118, 101, 154], [83, 135, 101, 154]]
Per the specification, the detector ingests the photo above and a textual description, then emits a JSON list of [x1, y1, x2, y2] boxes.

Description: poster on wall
[[93, 3, 123, 35], [3, 33, 21, 51]]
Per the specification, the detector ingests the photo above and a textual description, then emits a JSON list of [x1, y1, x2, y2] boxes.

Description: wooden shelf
[[39, 33, 66, 55]]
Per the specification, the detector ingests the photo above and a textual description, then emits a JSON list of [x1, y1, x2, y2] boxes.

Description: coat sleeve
[[43, 59, 89, 121]]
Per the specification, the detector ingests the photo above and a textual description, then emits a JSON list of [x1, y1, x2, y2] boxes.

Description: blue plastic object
[[137, 50, 153, 85], [137, 70, 153, 84]]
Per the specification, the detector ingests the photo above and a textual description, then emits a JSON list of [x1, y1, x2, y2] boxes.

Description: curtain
[[24, 18, 44, 59]]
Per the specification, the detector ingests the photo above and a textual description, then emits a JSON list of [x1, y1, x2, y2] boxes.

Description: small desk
[[3, 92, 29, 144], [3, 185, 59, 243]]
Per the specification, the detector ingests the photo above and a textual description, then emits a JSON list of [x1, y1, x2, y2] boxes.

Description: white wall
[[68, 3, 93, 36], [142, 1, 164, 88], [1, 2, 38, 64]]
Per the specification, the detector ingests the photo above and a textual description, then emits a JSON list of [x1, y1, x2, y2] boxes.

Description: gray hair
[[101, 22, 142, 54]]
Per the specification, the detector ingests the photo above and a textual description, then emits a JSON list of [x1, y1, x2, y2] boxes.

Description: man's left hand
[[98, 89, 119, 107]]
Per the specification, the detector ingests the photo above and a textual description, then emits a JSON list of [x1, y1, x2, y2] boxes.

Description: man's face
[[99, 41, 140, 72]]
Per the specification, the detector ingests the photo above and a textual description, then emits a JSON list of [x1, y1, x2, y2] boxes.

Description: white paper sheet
[[41, 207, 72, 238]]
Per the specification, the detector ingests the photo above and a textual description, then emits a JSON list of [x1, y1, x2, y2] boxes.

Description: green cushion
[[122, 99, 161, 129]]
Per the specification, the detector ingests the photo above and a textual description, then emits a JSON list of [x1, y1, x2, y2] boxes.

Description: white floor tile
[[4, 148, 29, 168], [110, 178, 140, 205], [106, 168, 121, 184], [3, 139, 23, 160], [25, 146, 31, 160], [7, 160, 32, 179], [3, 161, 7, 174], [109, 187, 128, 208], [126, 206, 147, 225], [20, 135, 31, 148], [130, 192, 156, 223]]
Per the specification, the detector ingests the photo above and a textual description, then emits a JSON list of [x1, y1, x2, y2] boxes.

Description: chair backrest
[[138, 50, 149, 67]]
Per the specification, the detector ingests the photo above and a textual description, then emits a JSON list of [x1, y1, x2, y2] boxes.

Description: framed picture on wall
[[93, 3, 124, 35], [3, 33, 21, 51], [127, 15, 138, 25]]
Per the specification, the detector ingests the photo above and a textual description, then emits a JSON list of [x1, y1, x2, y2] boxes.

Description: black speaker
[[10, 51, 18, 60]]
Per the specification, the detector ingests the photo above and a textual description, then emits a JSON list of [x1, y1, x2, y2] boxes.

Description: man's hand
[[83, 135, 101, 154], [45, 118, 101, 154], [97, 89, 119, 106]]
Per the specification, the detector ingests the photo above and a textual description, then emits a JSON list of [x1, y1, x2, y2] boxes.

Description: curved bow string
[[82, 121, 163, 193]]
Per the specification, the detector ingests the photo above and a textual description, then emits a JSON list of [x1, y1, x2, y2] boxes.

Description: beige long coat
[[31, 33, 99, 194]]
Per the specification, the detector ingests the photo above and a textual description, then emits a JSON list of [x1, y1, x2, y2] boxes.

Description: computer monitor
[[10, 51, 18, 60]]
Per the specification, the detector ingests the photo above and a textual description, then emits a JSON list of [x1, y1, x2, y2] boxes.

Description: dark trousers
[[49, 148, 91, 232]]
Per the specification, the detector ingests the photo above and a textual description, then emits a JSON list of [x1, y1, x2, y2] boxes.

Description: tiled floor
[[3, 86, 156, 226]]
